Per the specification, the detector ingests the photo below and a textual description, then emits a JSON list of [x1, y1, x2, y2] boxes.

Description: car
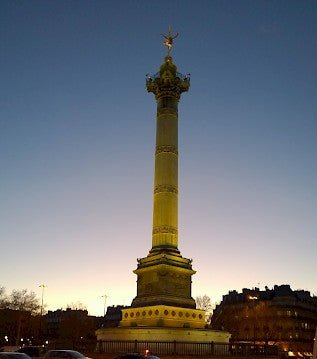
[[0, 353, 31, 359], [0, 348, 20, 353], [44, 350, 86, 359], [16, 347, 47, 358], [115, 354, 160, 359], [115, 355, 145, 359]]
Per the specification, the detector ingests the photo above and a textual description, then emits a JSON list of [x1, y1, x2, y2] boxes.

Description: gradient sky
[[1, 0, 316, 316]]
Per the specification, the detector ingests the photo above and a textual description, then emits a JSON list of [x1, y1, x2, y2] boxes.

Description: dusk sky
[[1, 0, 316, 316]]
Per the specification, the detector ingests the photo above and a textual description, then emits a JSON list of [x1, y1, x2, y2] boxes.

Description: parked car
[[0, 348, 20, 353], [44, 350, 86, 359], [115, 355, 146, 359], [16, 347, 47, 358], [0, 353, 31, 359], [115, 354, 159, 359]]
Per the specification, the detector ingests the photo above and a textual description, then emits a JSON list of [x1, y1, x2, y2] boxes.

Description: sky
[[1, 0, 316, 316]]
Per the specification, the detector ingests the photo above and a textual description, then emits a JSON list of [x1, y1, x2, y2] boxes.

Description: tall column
[[131, 55, 194, 309], [147, 56, 190, 254]]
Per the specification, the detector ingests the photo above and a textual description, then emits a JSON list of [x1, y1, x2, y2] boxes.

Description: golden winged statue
[[161, 26, 179, 55]]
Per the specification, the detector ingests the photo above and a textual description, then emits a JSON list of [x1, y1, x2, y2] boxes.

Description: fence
[[97, 340, 279, 357]]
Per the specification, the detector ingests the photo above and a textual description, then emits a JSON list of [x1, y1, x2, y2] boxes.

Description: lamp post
[[313, 326, 317, 359], [39, 284, 47, 316], [39, 284, 47, 343], [101, 294, 108, 317], [249, 295, 258, 346]]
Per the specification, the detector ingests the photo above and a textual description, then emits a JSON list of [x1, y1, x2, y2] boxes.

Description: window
[[302, 322, 309, 329]]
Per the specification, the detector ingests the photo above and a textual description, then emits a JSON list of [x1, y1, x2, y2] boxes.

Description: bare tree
[[196, 294, 213, 324], [7, 289, 41, 344], [8, 289, 41, 313], [0, 286, 8, 309], [66, 301, 87, 311]]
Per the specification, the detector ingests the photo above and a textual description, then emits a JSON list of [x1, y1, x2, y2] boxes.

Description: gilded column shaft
[[152, 101, 179, 249], [146, 56, 190, 253]]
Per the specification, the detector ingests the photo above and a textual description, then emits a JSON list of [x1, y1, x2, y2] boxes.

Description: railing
[[146, 72, 190, 85], [176, 72, 191, 82], [97, 340, 278, 357], [146, 72, 160, 83]]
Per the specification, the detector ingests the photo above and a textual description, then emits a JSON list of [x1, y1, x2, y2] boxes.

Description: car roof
[[0, 354, 31, 359], [45, 351, 84, 357], [47, 351, 79, 353], [115, 355, 145, 359]]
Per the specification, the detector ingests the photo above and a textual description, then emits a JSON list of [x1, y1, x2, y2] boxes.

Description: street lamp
[[39, 284, 47, 316], [39, 284, 47, 343], [248, 295, 258, 346], [101, 294, 108, 317]]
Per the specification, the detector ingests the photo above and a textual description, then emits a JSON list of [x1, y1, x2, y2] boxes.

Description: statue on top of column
[[161, 26, 179, 56]]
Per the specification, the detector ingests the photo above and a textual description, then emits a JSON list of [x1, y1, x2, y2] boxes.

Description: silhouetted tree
[[8, 289, 40, 313], [7, 289, 41, 345], [66, 302, 87, 311], [0, 286, 8, 309], [196, 294, 213, 324]]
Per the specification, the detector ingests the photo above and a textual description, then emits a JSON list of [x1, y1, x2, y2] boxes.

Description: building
[[0, 308, 39, 346], [46, 308, 97, 351], [99, 306, 127, 328], [211, 285, 317, 355]]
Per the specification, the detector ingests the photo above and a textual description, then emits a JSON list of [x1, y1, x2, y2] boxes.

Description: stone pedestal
[[120, 305, 205, 328], [96, 326, 231, 343], [131, 251, 196, 309]]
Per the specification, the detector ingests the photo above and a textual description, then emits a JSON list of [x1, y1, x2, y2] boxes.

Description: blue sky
[[1, 0, 316, 315]]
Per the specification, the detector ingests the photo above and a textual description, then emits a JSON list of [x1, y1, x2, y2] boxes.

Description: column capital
[[146, 56, 190, 100]]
